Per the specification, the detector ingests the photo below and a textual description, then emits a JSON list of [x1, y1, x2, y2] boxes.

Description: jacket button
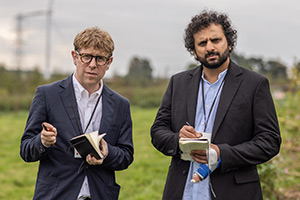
[[183, 170, 188, 175], [167, 149, 174, 154], [39, 146, 45, 152]]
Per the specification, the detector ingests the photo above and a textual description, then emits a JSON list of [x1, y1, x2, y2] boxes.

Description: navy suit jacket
[[151, 61, 281, 200], [20, 75, 134, 200]]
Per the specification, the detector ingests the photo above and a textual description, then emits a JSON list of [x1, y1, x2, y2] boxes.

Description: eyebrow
[[79, 52, 109, 58], [198, 36, 222, 44]]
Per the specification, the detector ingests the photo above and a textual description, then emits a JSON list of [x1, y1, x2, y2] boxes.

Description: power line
[[15, 0, 55, 79], [15, 10, 46, 69]]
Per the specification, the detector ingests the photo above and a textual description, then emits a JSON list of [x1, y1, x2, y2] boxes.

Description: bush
[[258, 160, 282, 199], [106, 78, 168, 109], [0, 95, 33, 112]]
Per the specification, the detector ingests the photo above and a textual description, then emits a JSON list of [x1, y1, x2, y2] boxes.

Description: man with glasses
[[20, 27, 134, 200]]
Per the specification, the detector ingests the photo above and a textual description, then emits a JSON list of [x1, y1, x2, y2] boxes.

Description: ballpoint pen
[[186, 122, 192, 127]]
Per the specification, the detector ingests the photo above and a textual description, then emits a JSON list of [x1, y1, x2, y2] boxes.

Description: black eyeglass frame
[[75, 50, 111, 66]]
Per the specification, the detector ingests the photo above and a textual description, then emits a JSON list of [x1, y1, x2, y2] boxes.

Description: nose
[[89, 57, 97, 68], [206, 41, 215, 52]]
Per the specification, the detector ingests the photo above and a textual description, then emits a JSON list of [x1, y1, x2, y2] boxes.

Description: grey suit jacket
[[20, 75, 134, 200], [151, 61, 281, 200]]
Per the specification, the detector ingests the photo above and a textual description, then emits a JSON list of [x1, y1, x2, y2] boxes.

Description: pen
[[42, 124, 55, 147], [42, 124, 48, 131], [186, 122, 192, 127], [186, 122, 202, 138]]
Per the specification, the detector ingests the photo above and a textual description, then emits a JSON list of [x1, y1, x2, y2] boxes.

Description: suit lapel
[[59, 75, 83, 135], [99, 84, 114, 134], [186, 67, 202, 126], [212, 61, 243, 141]]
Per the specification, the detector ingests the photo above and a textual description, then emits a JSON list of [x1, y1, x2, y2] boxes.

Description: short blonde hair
[[73, 27, 115, 56]]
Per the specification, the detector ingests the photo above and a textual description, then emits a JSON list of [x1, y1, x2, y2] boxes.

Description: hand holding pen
[[41, 123, 57, 147], [179, 122, 202, 138]]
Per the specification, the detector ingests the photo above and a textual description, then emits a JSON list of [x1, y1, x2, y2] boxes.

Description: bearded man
[[151, 10, 281, 200]]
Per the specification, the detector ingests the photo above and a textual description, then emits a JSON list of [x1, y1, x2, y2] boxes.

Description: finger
[[190, 151, 207, 163], [180, 126, 195, 138], [53, 128, 57, 136], [93, 158, 104, 165], [191, 155, 208, 164], [86, 154, 92, 164], [86, 154, 95, 165], [100, 139, 108, 157], [42, 123, 57, 134], [41, 135, 56, 145], [42, 122, 53, 131], [41, 131, 56, 143], [190, 149, 207, 155], [86, 154, 104, 165], [180, 125, 202, 138], [197, 132, 203, 138]]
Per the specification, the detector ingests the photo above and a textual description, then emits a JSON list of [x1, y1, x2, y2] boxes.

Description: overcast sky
[[0, 0, 299, 77]]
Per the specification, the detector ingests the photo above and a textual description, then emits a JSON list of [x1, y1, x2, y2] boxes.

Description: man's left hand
[[86, 138, 108, 165], [190, 143, 220, 164]]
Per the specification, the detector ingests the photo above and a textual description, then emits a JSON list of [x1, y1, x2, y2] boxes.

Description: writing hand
[[179, 122, 202, 138]]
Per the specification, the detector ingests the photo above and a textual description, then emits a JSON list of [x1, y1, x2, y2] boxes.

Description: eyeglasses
[[75, 51, 110, 66]]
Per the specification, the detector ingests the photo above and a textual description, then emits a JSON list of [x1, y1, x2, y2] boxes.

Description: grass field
[[0, 107, 169, 200], [0, 104, 299, 199]]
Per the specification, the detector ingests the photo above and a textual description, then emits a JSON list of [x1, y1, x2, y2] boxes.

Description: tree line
[[0, 52, 299, 111]]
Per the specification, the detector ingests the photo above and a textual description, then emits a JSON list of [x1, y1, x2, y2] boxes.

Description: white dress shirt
[[73, 74, 103, 199]]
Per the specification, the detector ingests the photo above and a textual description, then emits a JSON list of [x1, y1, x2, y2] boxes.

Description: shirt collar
[[72, 73, 103, 100], [201, 68, 228, 85]]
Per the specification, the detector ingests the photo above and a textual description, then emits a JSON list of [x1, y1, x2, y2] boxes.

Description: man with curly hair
[[151, 10, 281, 200]]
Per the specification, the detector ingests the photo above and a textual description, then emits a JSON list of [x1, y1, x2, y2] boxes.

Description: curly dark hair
[[184, 10, 237, 55]]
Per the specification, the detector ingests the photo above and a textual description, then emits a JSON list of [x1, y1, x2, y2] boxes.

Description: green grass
[[0, 103, 299, 199], [0, 111, 38, 200], [116, 107, 169, 200], [0, 107, 169, 200]]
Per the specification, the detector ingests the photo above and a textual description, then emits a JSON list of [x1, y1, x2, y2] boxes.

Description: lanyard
[[83, 94, 101, 134], [201, 78, 225, 132], [68, 78, 102, 134]]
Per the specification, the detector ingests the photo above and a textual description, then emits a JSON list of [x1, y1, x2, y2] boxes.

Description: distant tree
[[265, 60, 288, 83], [248, 57, 266, 74], [231, 52, 288, 84], [289, 62, 300, 91], [294, 61, 300, 74], [126, 56, 153, 82], [231, 52, 253, 70]]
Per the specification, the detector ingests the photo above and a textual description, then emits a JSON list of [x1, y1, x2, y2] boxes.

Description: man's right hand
[[41, 122, 57, 147], [179, 125, 202, 138]]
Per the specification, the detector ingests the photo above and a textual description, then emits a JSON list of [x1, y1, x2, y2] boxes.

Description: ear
[[105, 56, 113, 70], [71, 51, 77, 65], [228, 46, 232, 52]]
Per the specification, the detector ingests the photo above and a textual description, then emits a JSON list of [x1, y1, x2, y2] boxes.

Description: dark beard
[[195, 47, 230, 69]]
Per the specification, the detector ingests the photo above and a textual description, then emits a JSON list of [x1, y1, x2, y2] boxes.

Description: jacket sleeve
[[151, 76, 181, 157], [20, 86, 50, 162], [218, 77, 281, 173]]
